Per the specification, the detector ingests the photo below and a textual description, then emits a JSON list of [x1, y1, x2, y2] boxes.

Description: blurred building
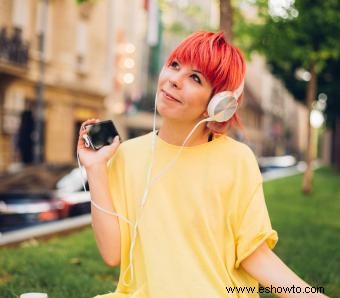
[[107, 0, 154, 139], [0, 0, 309, 173], [235, 85, 264, 155], [0, 0, 145, 172], [246, 54, 308, 157], [0, 0, 168, 172]]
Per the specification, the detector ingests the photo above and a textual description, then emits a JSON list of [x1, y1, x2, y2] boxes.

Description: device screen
[[85, 120, 119, 150]]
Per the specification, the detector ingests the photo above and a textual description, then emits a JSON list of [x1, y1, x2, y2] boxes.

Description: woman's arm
[[86, 163, 121, 267], [77, 119, 121, 267], [241, 242, 328, 298]]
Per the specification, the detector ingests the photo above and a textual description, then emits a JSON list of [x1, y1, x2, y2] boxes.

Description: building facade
[[0, 0, 309, 173], [246, 54, 308, 157], [0, 0, 118, 171]]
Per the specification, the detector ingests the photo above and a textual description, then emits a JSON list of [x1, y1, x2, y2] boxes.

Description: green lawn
[[262, 167, 340, 297], [0, 167, 339, 298], [0, 228, 120, 297]]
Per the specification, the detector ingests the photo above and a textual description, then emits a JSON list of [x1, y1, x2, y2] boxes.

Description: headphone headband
[[233, 79, 244, 99]]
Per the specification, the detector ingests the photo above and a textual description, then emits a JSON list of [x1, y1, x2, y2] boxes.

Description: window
[[76, 20, 89, 74], [34, 0, 52, 61], [12, 0, 28, 31], [3, 89, 26, 134]]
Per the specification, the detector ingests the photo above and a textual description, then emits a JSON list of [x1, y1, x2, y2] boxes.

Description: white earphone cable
[[76, 151, 133, 226]]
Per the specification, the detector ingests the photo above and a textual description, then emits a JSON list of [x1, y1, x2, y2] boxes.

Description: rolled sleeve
[[235, 183, 278, 268]]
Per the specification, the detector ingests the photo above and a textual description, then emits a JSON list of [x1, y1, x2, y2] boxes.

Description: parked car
[[54, 167, 90, 217], [0, 164, 90, 233]]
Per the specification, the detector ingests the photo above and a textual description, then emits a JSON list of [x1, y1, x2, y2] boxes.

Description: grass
[[0, 167, 339, 297], [261, 167, 340, 297], [0, 229, 120, 297]]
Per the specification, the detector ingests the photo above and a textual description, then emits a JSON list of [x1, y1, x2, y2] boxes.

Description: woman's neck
[[158, 119, 210, 146]]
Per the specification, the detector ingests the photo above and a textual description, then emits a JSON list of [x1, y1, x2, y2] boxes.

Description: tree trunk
[[219, 0, 233, 41], [302, 63, 317, 194]]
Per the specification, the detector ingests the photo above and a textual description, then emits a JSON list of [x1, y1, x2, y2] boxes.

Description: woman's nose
[[168, 73, 182, 89], [169, 78, 179, 88]]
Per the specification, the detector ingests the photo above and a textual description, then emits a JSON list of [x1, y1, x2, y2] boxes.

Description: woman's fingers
[[77, 133, 88, 150], [79, 118, 99, 134], [77, 118, 100, 150]]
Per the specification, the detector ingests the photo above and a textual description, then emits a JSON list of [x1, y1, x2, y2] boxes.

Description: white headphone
[[206, 80, 244, 122]]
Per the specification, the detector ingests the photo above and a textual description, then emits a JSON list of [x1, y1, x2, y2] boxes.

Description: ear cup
[[207, 91, 238, 122], [206, 79, 244, 122]]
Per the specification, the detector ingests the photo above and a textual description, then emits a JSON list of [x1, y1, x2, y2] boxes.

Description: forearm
[[241, 242, 328, 297], [86, 163, 121, 267]]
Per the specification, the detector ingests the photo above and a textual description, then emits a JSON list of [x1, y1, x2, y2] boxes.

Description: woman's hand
[[77, 118, 120, 170]]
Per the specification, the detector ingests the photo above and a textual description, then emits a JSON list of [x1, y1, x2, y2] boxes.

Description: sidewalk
[[0, 214, 91, 246], [262, 161, 321, 182], [262, 161, 305, 182]]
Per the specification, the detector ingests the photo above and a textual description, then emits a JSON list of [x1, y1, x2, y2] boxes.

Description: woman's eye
[[169, 61, 179, 69], [191, 74, 202, 84]]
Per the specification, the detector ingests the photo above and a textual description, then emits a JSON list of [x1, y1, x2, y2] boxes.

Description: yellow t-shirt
[[95, 132, 278, 298]]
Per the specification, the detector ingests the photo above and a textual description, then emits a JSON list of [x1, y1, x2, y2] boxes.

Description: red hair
[[166, 31, 246, 128]]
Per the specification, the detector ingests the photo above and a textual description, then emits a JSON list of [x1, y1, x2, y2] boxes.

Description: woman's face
[[156, 59, 213, 123]]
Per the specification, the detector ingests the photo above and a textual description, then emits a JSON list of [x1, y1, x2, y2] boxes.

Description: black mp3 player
[[84, 120, 120, 150]]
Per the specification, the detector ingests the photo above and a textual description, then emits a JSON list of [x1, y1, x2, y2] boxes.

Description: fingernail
[[114, 135, 120, 142]]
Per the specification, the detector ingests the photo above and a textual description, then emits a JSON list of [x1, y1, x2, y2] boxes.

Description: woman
[[78, 31, 327, 297]]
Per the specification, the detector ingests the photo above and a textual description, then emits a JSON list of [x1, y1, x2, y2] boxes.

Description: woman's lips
[[162, 90, 181, 103]]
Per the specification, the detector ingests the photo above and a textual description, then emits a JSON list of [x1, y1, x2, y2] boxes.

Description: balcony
[[0, 27, 29, 75]]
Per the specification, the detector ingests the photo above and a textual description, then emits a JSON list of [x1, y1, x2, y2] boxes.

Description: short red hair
[[166, 31, 246, 128]]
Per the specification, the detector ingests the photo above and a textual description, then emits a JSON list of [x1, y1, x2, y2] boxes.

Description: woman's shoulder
[[214, 135, 260, 175], [216, 135, 257, 160]]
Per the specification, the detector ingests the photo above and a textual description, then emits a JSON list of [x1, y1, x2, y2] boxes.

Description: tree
[[319, 59, 340, 172], [246, 0, 340, 193], [219, 0, 233, 41]]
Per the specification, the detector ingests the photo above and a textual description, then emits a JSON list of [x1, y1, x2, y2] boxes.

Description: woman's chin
[[157, 104, 181, 119], [158, 111, 181, 121]]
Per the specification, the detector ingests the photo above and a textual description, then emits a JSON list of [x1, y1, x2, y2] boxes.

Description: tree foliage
[[76, 0, 88, 4], [241, 0, 340, 127], [159, 0, 216, 38]]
